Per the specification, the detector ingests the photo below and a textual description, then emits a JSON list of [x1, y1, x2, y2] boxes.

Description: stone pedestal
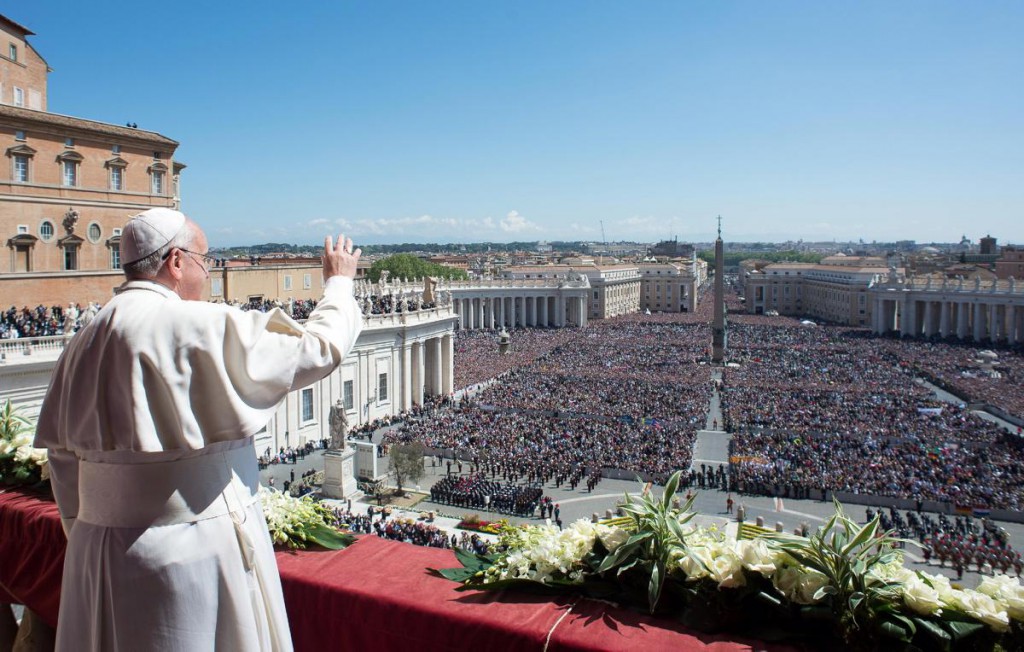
[[321, 448, 362, 501]]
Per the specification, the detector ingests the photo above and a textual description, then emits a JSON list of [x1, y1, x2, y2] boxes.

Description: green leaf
[[662, 471, 680, 510], [453, 547, 491, 572], [306, 523, 355, 550], [666, 513, 687, 544], [841, 518, 878, 557], [912, 617, 952, 648], [432, 567, 481, 583], [647, 560, 663, 613], [942, 618, 985, 640], [878, 617, 912, 642], [596, 538, 642, 573]]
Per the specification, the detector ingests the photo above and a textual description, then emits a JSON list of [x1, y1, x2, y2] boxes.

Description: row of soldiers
[[430, 474, 544, 517]]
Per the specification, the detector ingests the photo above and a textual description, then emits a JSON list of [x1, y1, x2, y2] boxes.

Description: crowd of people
[[327, 507, 492, 554], [387, 319, 715, 494], [722, 323, 1024, 509], [430, 474, 544, 516], [453, 327, 578, 390], [1, 303, 100, 339], [878, 336, 1024, 422]]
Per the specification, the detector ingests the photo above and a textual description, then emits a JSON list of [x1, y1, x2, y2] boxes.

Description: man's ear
[[166, 249, 185, 281]]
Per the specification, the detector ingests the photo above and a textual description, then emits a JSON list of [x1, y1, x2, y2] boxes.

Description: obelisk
[[712, 216, 727, 363]]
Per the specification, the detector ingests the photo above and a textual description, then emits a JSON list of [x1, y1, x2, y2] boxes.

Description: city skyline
[[16, 2, 1024, 246]]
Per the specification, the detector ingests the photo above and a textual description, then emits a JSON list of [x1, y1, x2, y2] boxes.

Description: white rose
[[923, 572, 956, 601], [736, 539, 778, 577], [598, 527, 629, 553], [977, 575, 1024, 621], [902, 575, 944, 616], [710, 552, 746, 589], [796, 570, 830, 604], [775, 567, 830, 605], [948, 589, 1010, 632], [678, 548, 712, 580]]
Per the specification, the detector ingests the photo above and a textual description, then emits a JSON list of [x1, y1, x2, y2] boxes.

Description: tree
[[368, 254, 468, 283], [389, 443, 426, 496]]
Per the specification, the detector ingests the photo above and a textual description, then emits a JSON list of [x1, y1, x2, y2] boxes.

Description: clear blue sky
[[16, 2, 1024, 246]]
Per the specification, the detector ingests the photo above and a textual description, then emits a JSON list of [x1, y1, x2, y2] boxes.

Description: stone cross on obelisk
[[712, 215, 728, 363]]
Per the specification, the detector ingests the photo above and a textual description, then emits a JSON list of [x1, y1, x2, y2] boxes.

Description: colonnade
[[872, 286, 1024, 344], [401, 333, 455, 408], [452, 294, 588, 329]]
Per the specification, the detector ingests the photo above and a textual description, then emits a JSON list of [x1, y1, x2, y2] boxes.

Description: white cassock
[[36, 277, 363, 652]]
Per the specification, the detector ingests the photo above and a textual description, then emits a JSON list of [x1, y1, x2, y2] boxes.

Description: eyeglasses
[[182, 249, 216, 270], [163, 247, 216, 270]]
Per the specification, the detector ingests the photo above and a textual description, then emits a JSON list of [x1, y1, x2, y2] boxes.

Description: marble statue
[[329, 398, 348, 451]]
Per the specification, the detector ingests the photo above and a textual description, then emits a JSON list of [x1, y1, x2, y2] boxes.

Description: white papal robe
[[35, 276, 363, 651]]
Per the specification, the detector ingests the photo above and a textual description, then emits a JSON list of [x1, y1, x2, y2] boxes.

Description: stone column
[[488, 297, 496, 329], [442, 334, 454, 394], [989, 304, 1000, 341], [528, 296, 536, 326], [973, 303, 985, 341], [1007, 305, 1018, 345], [956, 302, 969, 339], [900, 297, 913, 336], [410, 342, 422, 406], [498, 296, 505, 328], [402, 344, 413, 410], [557, 295, 566, 327], [579, 296, 588, 328], [1011, 305, 1019, 345], [872, 297, 883, 333], [923, 301, 935, 337], [939, 300, 950, 337], [540, 295, 549, 327], [430, 337, 443, 397]]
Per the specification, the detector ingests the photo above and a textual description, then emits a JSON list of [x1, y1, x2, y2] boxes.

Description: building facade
[[448, 275, 591, 329], [996, 246, 1024, 280], [870, 274, 1024, 344], [637, 260, 704, 313], [745, 257, 894, 326], [495, 263, 641, 322], [1, 13, 181, 291]]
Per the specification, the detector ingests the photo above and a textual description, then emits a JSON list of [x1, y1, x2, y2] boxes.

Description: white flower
[[709, 551, 746, 589], [598, 527, 629, 553], [921, 571, 956, 601], [901, 574, 944, 616], [866, 554, 909, 585], [977, 575, 1024, 621], [678, 548, 712, 581], [946, 589, 1010, 632], [735, 539, 779, 577], [774, 565, 830, 605]]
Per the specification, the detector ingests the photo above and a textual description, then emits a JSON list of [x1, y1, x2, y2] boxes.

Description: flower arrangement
[[436, 471, 1024, 651], [0, 401, 48, 487], [259, 486, 355, 550], [456, 516, 508, 534]]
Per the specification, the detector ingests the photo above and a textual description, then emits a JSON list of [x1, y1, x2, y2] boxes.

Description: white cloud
[[499, 210, 541, 233], [292, 211, 544, 241]]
